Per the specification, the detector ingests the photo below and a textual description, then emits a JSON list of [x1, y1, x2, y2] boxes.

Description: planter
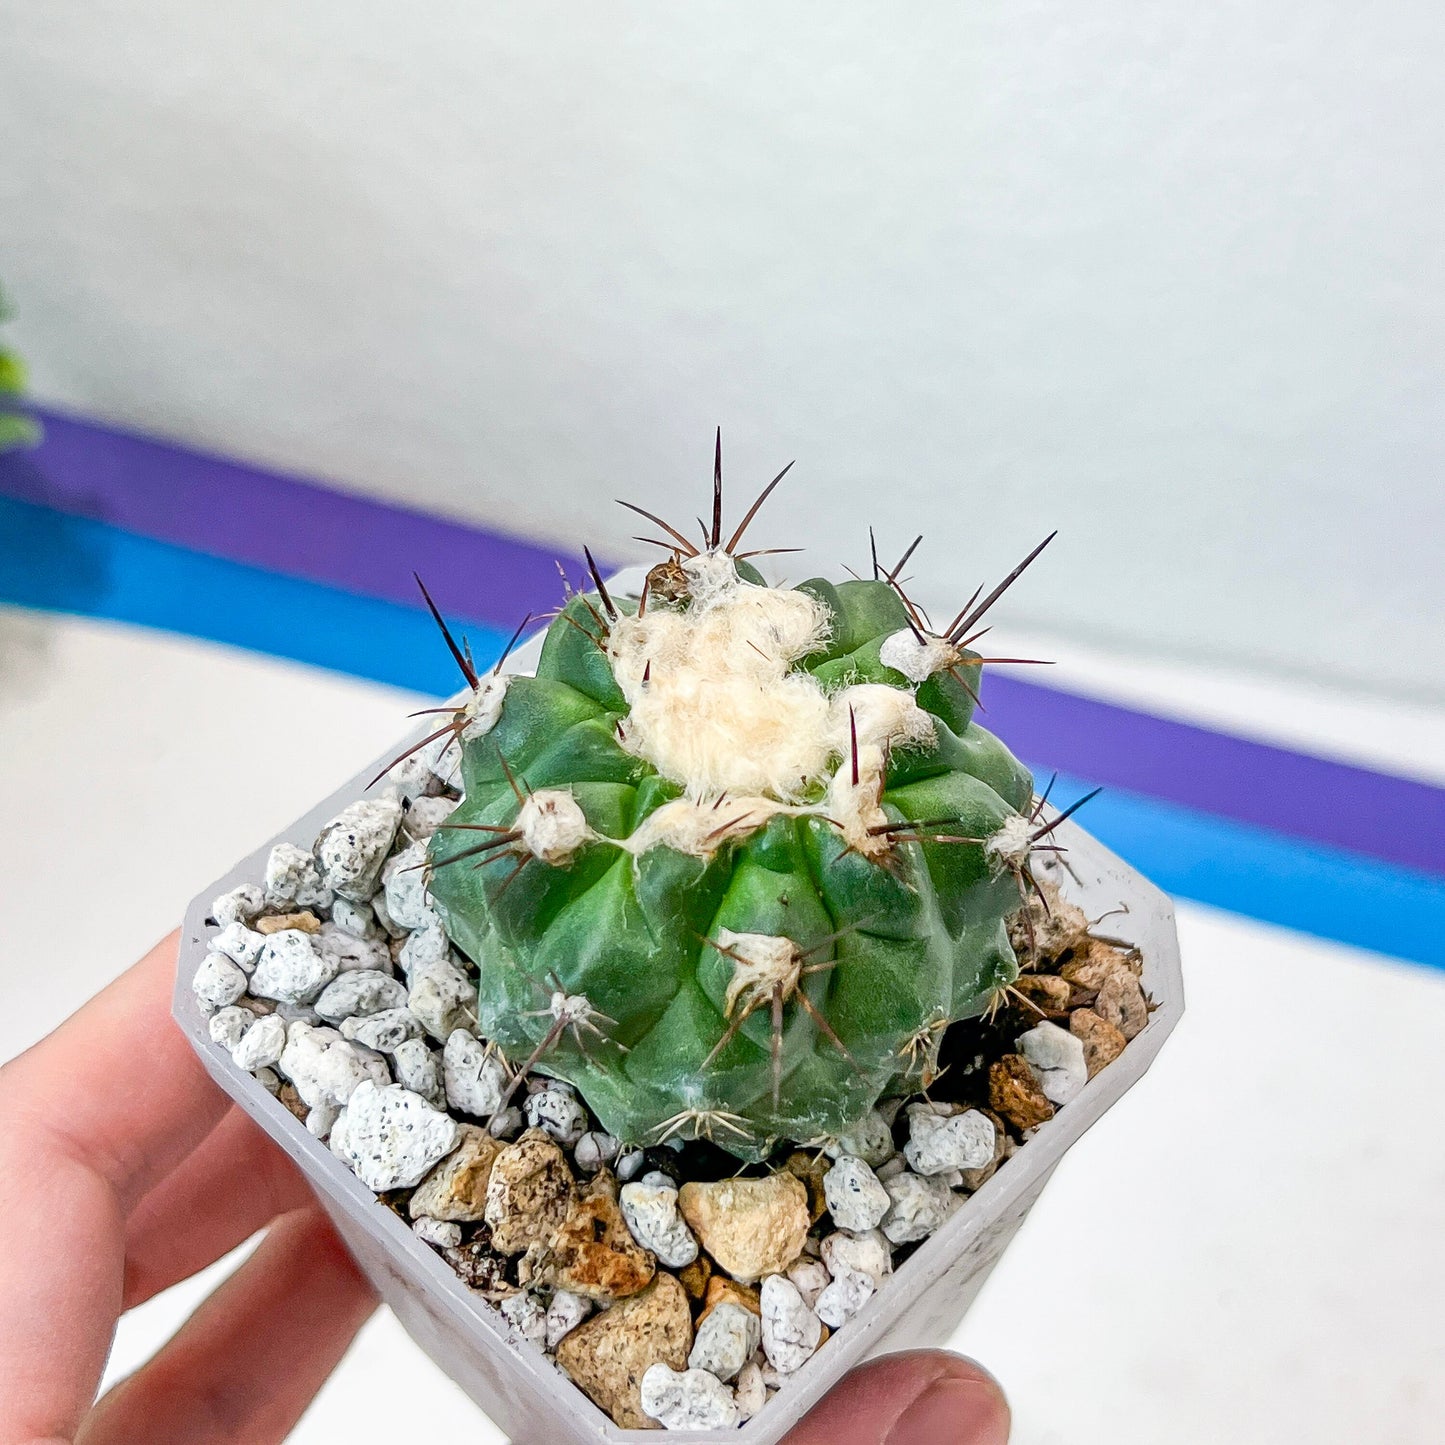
[[172, 568, 1183, 1443]]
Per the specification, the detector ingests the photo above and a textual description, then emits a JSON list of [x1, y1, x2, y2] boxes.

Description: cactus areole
[[426, 468, 1044, 1162]]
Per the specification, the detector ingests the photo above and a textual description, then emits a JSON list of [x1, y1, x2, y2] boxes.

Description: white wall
[[3, 2, 1442, 702]]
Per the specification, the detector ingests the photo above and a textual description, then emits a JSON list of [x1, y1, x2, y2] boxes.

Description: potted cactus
[[176, 441, 1182, 1441]]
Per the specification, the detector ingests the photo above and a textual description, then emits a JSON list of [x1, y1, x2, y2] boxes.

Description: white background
[[3, 2, 1443, 699]]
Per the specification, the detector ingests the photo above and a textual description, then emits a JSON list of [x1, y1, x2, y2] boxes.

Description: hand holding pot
[[0, 934, 1010, 1445]]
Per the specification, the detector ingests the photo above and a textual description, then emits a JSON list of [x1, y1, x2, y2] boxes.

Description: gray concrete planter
[[172, 591, 1183, 1444]]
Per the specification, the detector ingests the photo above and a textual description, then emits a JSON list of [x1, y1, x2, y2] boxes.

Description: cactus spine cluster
[[425, 447, 1048, 1161]]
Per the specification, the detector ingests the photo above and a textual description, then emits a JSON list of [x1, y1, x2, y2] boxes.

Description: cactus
[[423, 445, 1052, 1161]]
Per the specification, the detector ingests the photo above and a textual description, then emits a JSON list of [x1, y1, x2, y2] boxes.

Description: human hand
[[0, 935, 1009, 1444]]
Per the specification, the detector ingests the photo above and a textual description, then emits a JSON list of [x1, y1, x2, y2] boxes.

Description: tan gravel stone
[[781, 1150, 831, 1224], [256, 910, 322, 935], [484, 1128, 576, 1255], [524, 1170, 657, 1303], [1059, 940, 1137, 1001], [988, 1053, 1055, 1132], [678, 1174, 810, 1283], [677, 1255, 713, 1303], [1094, 969, 1150, 1040], [555, 1272, 693, 1429], [1008, 877, 1089, 960], [1010, 973, 1072, 1017], [699, 1276, 761, 1324], [1069, 1007, 1129, 1076], [408, 1124, 502, 1222]]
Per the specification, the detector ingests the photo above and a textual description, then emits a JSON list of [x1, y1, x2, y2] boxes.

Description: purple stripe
[[984, 674, 1444, 877], [8, 405, 1443, 878], [4, 407, 585, 627]]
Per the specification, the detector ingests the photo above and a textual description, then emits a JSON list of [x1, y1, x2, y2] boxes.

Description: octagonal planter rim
[[172, 576, 1184, 1444]]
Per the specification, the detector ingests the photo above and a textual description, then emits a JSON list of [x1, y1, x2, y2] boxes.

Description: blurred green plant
[[0, 287, 41, 452]]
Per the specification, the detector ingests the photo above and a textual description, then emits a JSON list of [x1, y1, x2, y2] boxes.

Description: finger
[[122, 1106, 314, 1310], [784, 1350, 1011, 1445], [0, 933, 232, 1442], [79, 1207, 377, 1445], [2, 931, 229, 1209]]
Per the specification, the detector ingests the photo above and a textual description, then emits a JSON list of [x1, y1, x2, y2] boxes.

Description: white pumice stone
[[306, 1099, 341, 1138], [903, 1105, 998, 1176], [387, 748, 442, 800], [620, 1181, 699, 1268], [734, 1361, 766, 1422], [759, 1275, 823, 1375], [398, 920, 448, 981], [442, 1031, 506, 1117], [330, 1079, 458, 1190], [574, 1131, 620, 1172], [688, 1301, 760, 1382], [250, 930, 337, 1005], [407, 957, 474, 1042], [211, 883, 265, 927], [231, 1014, 287, 1072], [274, 1000, 322, 1027], [880, 1170, 954, 1244], [397, 915, 449, 978], [264, 842, 333, 910], [316, 923, 393, 976], [1017, 1020, 1089, 1105], [208, 1005, 253, 1052], [825, 1110, 896, 1168], [329, 897, 378, 939], [313, 969, 408, 1024], [340, 1008, 424, 1053], [488, 1107, 525, 1140], [314, 795, 403, 901], [823, 1155, 891, 1233], [209, 921, 266, 973], [391, 1038, 444, 1108], [815, 1267, 875, 1328], [192, 953, 248, 1010], [525, 1087, 589, 1147], [640, 1364, 740, 1431], [279, 1022, 385, 1108], [381, 842, 431, 930], [253, 1066, 281, 1096], [414, 721, 458, 779], [412, 1215, 463, 1249], [820, 1229, 893, 1286], [369, 890, 406, 939], [545, 1289, 594, 1350], [499, 1290, 548, 1350], [639, 1169, 676, 1190], [874, 1154, 907, 1182], [403, 794, 458, 841], [786, 1257, 831, 1311], [615, 1148, 647, 1182]]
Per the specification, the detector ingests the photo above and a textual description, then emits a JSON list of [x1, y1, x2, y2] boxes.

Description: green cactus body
[[427, 551, 1033, 1160]]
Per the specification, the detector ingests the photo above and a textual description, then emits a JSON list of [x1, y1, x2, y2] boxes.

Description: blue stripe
[[4, 492, 1442, 970], [1037, 771, 1445, 969], [0, 495, 510, 690]]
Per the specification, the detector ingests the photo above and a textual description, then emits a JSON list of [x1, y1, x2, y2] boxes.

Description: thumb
[[783, 1350, 1010, 1445]]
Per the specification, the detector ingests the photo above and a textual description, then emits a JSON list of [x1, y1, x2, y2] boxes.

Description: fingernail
[[885, 1376, 1010, 1445]]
